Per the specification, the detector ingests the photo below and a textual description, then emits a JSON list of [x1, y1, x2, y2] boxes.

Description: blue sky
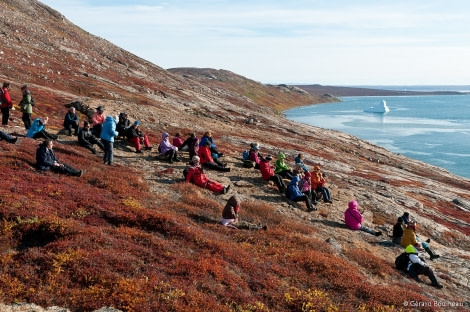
[[39, 0, 470, 85]]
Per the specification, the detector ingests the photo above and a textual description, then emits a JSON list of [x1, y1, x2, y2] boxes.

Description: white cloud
[[39, 0, 470, 84]]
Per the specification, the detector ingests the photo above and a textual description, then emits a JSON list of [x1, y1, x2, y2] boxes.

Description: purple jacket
[[159, 132, 177, 155], [344, 200, 363, 230]]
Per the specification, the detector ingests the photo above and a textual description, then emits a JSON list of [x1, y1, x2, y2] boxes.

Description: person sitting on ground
[[78, 121, 104, 154], [63, 107, 80, 136], [199, 131, 224, 158], [401, 222, 440, 260], [185, 155, 230, 194], [286, 175, 316, 212], [344, 200, 382, 236], [311, 165, 333, 203], [92, 106, 106, 137], [298, 171, 318, 205], [198, 141, 230, 172], [401, 212, 413, 225], [0, 131, 18, 144], [404, 245, 443, 289], [116, 112, 130, 137], [222, 194, 267, 230], [180, 132, 199, 160], [159, 132, 180, 163], [1, 82, 13, 126], [36, 139, 86, 177], [274, 152, 294, 180], [126, 121, 151, 153], [26, 117, 58, 140], [392, 217, 405, 245], [294, 153, 309, 173], [173, 132, 185, 150], [259, 155, 287, 193], [249, 143, 262, 170]]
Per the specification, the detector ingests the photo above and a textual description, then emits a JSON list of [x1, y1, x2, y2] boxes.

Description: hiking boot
[[262, 225, 268, 230], [79, 169, 87, 177], [430, 254, 440, 260], [144, 146, 152, 150], [91, 149, 97, 154], [223, 167, 231, 172], [431, 282, 443, 289], [9, 137, 18, 144], [174, 158, 181, 162], [375, 231, 383, 236], [426, 238, 431, 243], [136, 150, 143, 153], [308, 207, 317, 212]]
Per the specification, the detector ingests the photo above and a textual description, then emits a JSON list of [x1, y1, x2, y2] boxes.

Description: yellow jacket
[[400, 228, 418, 248]]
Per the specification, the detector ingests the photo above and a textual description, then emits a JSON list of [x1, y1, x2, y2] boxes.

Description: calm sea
[[285, 92, 470, 179]]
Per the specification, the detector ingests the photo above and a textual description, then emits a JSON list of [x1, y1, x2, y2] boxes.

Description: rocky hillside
[[1, 1, 469, 311]]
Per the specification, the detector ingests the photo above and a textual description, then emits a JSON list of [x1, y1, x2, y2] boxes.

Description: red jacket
[[198, 145, 213, 164], [185, 165, 208, 187], [0, 87, 12, 109], [259, 159, 274, 180]]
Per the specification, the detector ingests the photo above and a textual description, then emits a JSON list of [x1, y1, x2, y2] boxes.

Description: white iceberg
[[364, 100, 390, 113]]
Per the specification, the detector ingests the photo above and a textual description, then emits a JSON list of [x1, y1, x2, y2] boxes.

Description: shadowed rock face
[[1, 1, 470, 311]]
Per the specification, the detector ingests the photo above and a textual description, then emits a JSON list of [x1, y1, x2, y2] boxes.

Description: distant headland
[[294, 84, 470, 97]]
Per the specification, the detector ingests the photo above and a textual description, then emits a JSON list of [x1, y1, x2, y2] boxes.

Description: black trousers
[[1, 107, 10, 125], [22, 112, 32, 129], [292, 195, 313, 211], [51, 164, 81, 176], [268, 174, 286, 192]]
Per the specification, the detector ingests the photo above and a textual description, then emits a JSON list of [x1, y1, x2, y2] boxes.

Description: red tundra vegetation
[[1, 1, 469, 311]]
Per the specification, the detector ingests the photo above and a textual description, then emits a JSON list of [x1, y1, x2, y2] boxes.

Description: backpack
[[395, 252, 410, 271], [242, 150, 250, 160]]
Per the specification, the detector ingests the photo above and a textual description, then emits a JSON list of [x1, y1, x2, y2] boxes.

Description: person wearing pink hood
[[344, 200, 382, 236]]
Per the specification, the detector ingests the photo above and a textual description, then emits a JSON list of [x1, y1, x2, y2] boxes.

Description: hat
[[348, 200, 358, 210], [96, 106, 104, 111], [313, 165, 320, 171], [265, 155, 273, 161], [134, 121, 140, 126], [192, 155, 200, 163]]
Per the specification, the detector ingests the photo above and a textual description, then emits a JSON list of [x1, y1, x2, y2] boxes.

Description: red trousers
[[129, 135, 150, 151]]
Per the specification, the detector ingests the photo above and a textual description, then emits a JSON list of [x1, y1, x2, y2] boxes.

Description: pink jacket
[[344, 200, 362, 230]]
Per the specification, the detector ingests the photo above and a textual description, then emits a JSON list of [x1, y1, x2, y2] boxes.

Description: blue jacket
[[294, 156, 308, 173], [26, 118, 45, 138], [36, 143, 58, 170], [199, 135, 216, 148], [100, 116, 118, 142], [63, 111, 79, 127], [287, 176, 303, 200]]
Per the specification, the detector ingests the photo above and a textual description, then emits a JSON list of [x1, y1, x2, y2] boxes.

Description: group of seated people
[[392, 212, 443, 288], [344, 205, 443, 289], [162, 131, 230, 194], [242, 143, 333, 212]]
